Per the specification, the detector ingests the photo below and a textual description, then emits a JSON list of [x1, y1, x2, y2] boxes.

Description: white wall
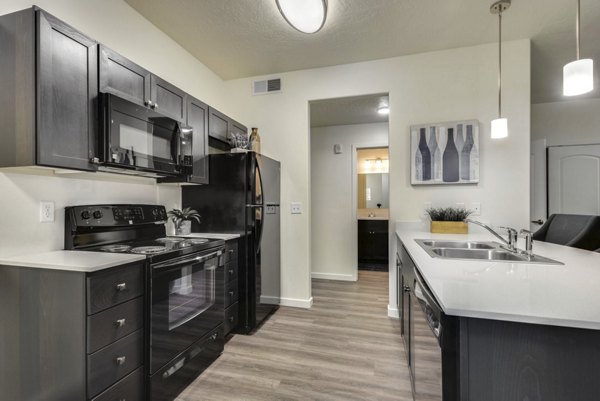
[[226, 40, 531, 311], [310, 123, 388, 281], [532, 98, 600, 146], [0, 0, 236, 257]]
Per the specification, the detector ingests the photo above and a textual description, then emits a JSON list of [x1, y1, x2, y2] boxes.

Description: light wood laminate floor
[[176, 271, 412, 401]]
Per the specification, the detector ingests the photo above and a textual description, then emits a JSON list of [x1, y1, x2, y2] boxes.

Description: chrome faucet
[[519, 229, 534, 257], [464, 219, 518, 252]]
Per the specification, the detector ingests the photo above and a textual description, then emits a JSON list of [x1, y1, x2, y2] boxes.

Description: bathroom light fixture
[[377, 106, 390, 115], [490, 0, 510, 139], [276, 0, 327, 34], [563, 0, 594, 96], [375, 158, 383, 168]]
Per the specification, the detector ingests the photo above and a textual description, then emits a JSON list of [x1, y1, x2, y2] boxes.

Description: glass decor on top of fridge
[[410, 120, 480, 185]]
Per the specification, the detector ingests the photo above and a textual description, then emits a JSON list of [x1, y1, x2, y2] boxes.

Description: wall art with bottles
[[410, 120, 480, 185]]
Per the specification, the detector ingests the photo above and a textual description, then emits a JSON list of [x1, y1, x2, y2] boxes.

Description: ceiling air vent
[[252, 78, 282, 95]]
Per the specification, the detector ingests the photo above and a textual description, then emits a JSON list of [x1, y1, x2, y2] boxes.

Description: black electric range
[[65, 204, 226, 401]]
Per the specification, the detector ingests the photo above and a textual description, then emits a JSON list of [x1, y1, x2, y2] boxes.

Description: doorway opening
[[356, 147, 390, 271], [309, 93, 390, 295]]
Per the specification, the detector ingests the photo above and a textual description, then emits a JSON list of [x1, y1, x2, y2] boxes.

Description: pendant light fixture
[[563, 0, 594, 96], [276, 0, 327, 34], [490, 0, 510, 139]]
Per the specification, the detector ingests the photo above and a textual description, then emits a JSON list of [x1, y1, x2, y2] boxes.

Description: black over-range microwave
[[98, 93, 193, 177]]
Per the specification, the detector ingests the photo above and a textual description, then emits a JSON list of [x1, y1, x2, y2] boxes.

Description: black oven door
[[149, 248, 224, 374], [103, 94, 191, 175]]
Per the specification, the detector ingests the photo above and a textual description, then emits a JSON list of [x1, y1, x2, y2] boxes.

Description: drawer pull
[[115, 318, 126, 327], [228, 316, 235, 322], [116, 283, 127, 292], [228, 269, 234, 275], [229, 291, 234, 296], [228, 249, 234, 254], [115, 356, 126, 366]]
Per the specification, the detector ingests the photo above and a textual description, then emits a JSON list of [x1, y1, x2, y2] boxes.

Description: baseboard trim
[[279, 296, 313, 309], [388, 304, 399, 319], [311, 272, 357, 282], [259, 295, 280, 305]]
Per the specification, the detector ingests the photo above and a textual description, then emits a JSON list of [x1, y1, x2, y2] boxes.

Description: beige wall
[[226, 40, 531, 311], [532, 98, 600, 146], [0, 0, 236, 257]]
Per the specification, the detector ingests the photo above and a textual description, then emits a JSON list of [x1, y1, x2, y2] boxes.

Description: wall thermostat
[[333, 144, 343, 154]]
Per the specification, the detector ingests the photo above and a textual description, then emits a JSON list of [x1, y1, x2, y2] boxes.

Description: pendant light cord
[[576, 0, 581, 60], [498, 10, 502, 118]]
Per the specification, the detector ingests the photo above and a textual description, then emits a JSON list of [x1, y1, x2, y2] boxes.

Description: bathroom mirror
[[358, 173, 389, 209]]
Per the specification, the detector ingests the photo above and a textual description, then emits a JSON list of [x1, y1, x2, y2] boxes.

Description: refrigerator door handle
[[255, 162, 265, 254]]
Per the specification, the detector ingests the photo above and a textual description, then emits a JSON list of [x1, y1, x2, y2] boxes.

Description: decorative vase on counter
[[175, 220, 192, 235], [250, 127, 261, 153]]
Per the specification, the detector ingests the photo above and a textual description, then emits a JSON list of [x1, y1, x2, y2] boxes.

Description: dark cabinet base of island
[[399, 242, 600, 401]]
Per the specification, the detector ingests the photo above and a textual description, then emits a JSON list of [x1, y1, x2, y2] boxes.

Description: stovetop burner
[[100, 244, 132, 253], [131, 246, 168, 255]]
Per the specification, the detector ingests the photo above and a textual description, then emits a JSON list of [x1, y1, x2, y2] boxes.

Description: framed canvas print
[[410, 120, 480, 185]]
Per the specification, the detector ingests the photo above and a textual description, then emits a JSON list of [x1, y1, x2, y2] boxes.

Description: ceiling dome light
[[377, 106, 390, 115], [276, 0, 327, 34]]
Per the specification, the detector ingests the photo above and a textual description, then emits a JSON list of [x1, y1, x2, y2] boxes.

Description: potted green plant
[[426, 207, 473, 234], [167, 207, 201, 235]]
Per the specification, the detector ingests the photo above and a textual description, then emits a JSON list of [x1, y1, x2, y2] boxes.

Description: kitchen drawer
[[90, 367, 144, 401], [88, 330, 143, 398], [225, 279, 239, 307], [88, 262, 144, 314], [225, 260, 238, 282], [224, 241, 238, 263], [224, 302, 239, 335], [87, 297, 143, 354]]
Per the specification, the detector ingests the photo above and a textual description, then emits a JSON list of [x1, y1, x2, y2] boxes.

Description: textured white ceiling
[[124, 0, 600, 103], [310, 94, 389, 128]]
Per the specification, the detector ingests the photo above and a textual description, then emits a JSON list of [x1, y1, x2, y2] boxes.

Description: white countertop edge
[[172, 233, 241, 240], [0, 251, 146, 273]]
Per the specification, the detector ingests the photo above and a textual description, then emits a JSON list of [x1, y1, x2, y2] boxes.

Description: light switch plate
[[456, 202, 465, 209], [40, 201, 55, 222], [291, 202, 302, 214], [470, 202, 481, 216]]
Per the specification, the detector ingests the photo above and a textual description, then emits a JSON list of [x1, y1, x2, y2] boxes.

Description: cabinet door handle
[[115, 318, 126, 327], [228, 249, 234, 254], [115, 356, 126, 366], [144, 99, 152, 106], [228, 269, 235, 275], [116, 283, 127, 292], [151, 102, 158, 109], [229, 316, 235, 322], [229, 291, 234, 296]]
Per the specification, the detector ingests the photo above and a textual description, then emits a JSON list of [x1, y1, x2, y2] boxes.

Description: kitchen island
[[396, 227, 600, 401]]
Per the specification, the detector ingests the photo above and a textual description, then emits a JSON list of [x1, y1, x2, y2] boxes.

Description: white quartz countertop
[[0, 251, 146, 272], [397, 229, 600, 330], [173, 233, 240, 241]]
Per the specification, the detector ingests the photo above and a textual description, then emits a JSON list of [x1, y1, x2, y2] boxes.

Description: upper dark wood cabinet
[[208, 107, 230, 144], [37, 11, 98, 171], [187, 96, 209, 184], [230, 120, 248, 139], [0, 8, 97, 172], [150, 75, 187, 122], [99, 46, 150, 107]]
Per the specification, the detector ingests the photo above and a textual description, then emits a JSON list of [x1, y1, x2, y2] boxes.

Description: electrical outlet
[[40, 201, 55, 222], [471, 202, 481, 216], [291, 202, 302, 214]]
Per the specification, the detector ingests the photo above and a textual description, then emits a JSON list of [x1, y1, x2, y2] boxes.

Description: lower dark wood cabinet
[[358, 219, 389, 264], [91, 368, 144, 401]]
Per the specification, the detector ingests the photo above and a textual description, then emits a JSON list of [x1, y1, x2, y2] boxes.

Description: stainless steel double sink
[[415, 239, 563, 265]]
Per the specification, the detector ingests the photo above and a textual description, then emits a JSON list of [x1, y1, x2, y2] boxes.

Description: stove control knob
[[81, 210, 91, 220], [93, 210, 103, 220]]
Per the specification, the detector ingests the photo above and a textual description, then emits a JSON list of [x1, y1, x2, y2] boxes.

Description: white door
[[548, 145, 600, 216], [530, 139, 547, 231]]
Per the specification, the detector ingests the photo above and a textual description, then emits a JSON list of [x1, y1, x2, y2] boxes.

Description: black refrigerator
[[182, 152, 281, 334]]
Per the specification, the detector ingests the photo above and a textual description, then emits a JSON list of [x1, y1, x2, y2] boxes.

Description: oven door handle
[[152, 250, 222, 270], [414, 272, 442, 339]]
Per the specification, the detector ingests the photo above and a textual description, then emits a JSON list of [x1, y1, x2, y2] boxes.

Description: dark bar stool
[[533, 214, 600, 251]]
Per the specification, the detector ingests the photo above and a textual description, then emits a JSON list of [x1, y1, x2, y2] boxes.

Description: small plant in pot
[[426, 207, 473, 234], [168, 207, 201, 235]]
